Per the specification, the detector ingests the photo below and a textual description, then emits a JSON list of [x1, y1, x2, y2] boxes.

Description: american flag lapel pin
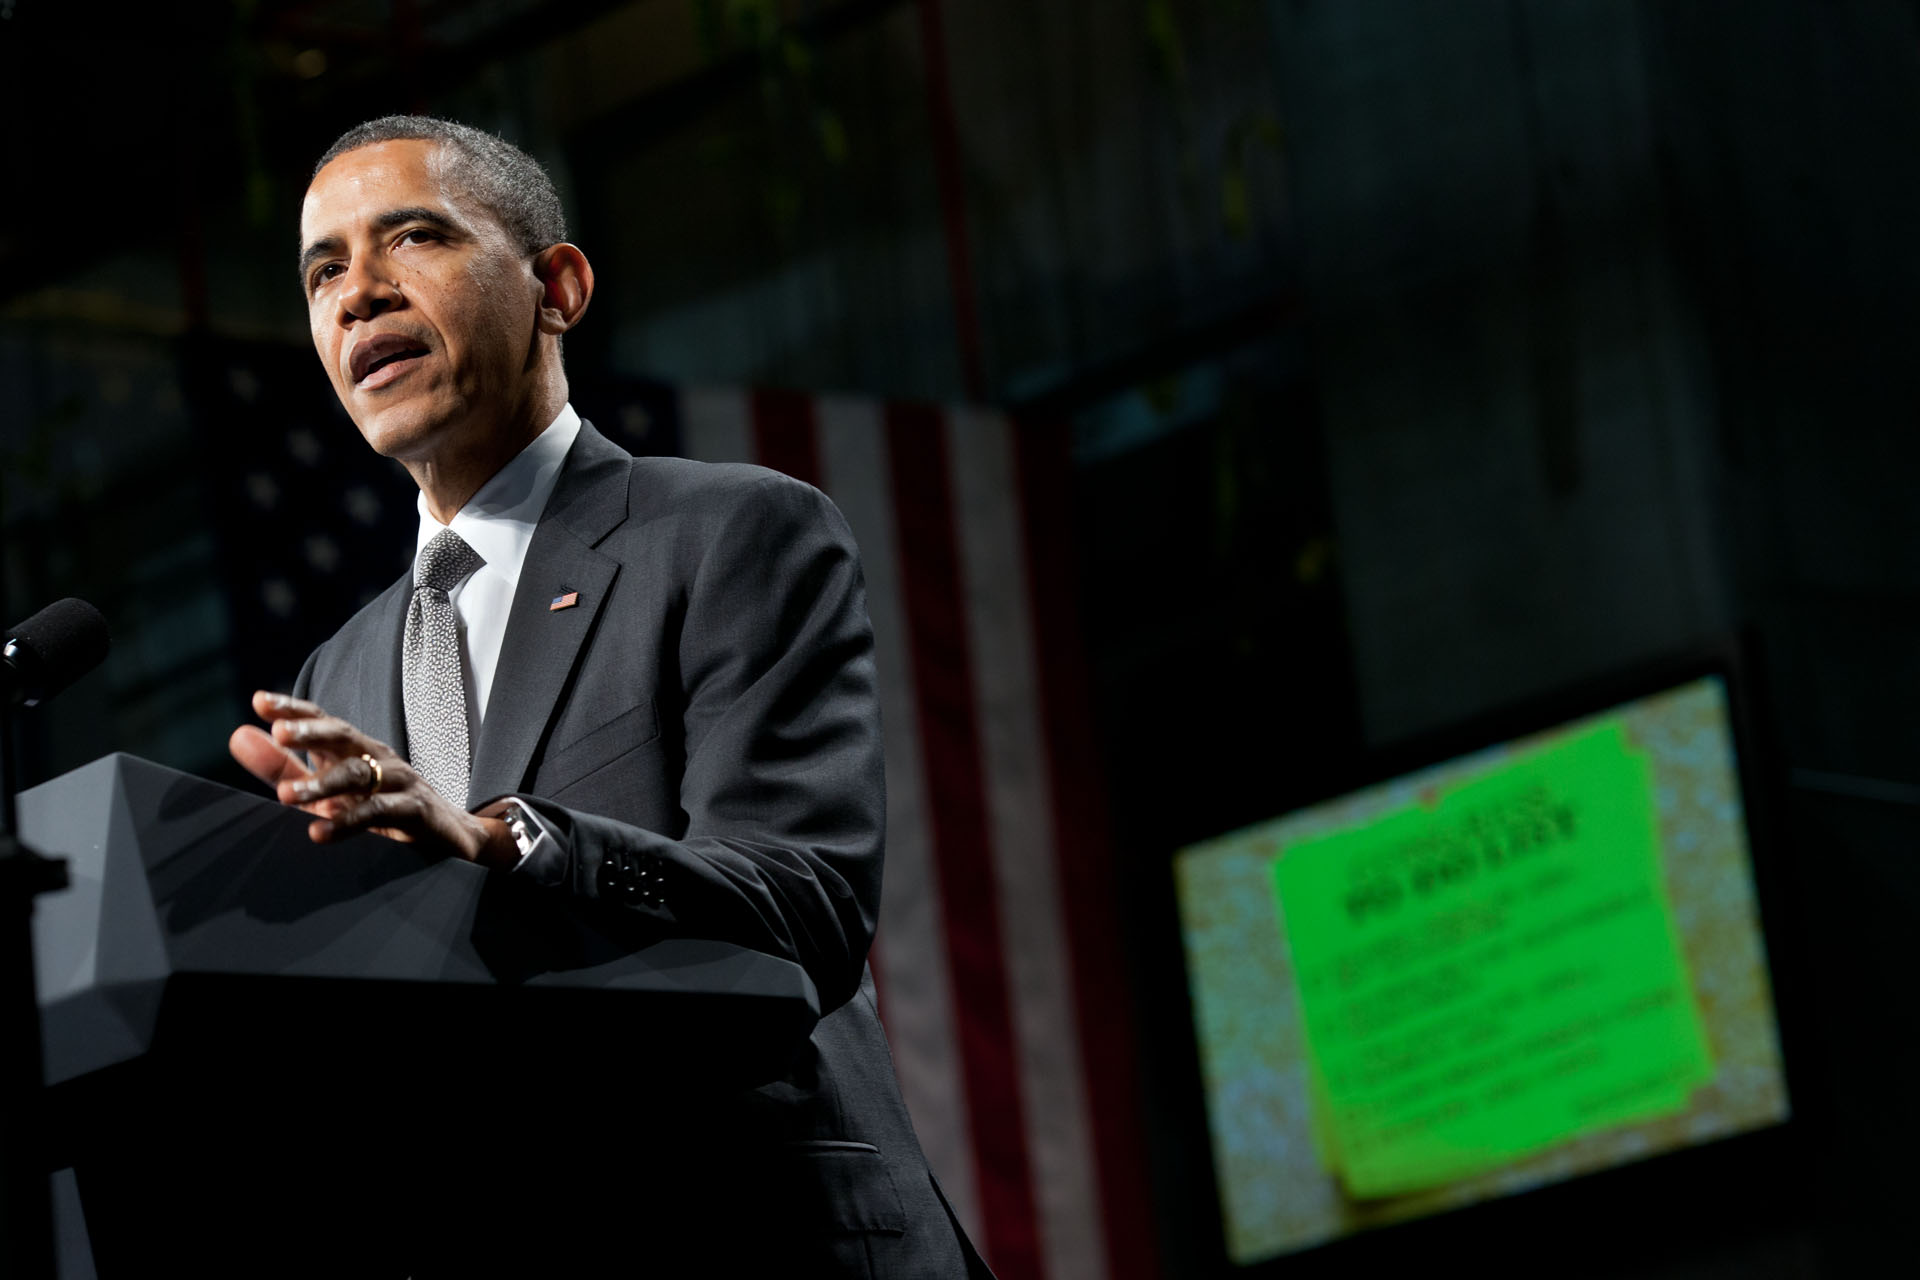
[[550, 590, 580, 612]]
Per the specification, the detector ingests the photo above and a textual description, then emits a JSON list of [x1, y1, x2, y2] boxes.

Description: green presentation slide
[[1177, 678, 1790, 1262], [1270, 719, 1716, 1198]]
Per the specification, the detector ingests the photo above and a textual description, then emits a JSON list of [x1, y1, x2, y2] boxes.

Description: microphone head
[[5, 598, 110, 707]]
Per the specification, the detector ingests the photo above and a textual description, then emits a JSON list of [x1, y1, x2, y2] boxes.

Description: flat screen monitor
[[1174, 670, 1790, 1265]]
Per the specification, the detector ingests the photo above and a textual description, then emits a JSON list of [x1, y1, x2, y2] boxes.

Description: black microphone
[[2, 598, 109, 708]]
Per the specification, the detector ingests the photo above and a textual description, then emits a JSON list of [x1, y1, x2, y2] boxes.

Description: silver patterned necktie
[[403, 527, 486, 807]]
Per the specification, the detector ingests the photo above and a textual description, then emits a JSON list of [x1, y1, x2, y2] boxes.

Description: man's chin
[[351, 404, 453, 461]]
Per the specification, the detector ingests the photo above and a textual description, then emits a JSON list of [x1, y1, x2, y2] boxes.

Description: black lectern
[[22, 754, 822, 1274]]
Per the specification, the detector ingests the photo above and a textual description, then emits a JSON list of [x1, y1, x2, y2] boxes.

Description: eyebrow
[[297, 206, 463, 286]]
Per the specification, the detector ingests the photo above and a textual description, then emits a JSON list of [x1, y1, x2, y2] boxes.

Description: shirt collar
[[414, 402, 582, 577]]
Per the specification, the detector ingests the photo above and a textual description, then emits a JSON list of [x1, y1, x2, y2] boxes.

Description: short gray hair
[[313, 116, 567, 255]]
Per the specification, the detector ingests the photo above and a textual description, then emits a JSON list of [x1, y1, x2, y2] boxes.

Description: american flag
[[194, 337, 421, 706], [678, 387, 1158, 1280], [205, 345, 1159, 1278]]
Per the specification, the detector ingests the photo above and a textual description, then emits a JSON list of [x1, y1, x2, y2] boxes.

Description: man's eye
[[400, 229, 438, 245], [310, 263, 342, 290]]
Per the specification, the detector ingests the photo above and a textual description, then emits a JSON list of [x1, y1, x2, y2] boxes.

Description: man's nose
[[337, 257, 401, 321]]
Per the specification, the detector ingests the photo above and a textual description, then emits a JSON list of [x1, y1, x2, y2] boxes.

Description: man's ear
[[533, 243, 594, 335]]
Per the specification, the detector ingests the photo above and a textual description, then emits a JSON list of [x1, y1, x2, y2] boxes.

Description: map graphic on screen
[[1175, 675, 1789, 1264]]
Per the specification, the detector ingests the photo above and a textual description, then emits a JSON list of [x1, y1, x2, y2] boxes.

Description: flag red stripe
[[886, 402, 1042, 1279], [750, 387, 824, 489], [1012, 417, 1162, 1279]]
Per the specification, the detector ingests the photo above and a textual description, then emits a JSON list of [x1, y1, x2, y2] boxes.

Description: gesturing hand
[[228, 691, 519, 870]]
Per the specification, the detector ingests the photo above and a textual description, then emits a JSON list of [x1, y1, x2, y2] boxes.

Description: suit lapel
[[465, 421, 631, 805], [358, 578, 411, 758]]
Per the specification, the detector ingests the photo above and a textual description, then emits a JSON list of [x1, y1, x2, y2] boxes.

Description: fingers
[[270, 712, 382, 760], [278, 753, 409, 809], [237, 691, 405, 816], [251, 691, 393, 758], [308, 782, 490, 864], [239, 690, 480, 860], [251, 690, 328, 722], [309, 791, 424, 843], [229, 724, 313, 790]]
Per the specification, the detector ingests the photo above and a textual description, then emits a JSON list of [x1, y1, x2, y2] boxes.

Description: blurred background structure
[[3, 1, 1918, 1275]]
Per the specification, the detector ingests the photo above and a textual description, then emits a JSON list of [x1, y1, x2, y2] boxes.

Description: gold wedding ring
[[360, 753, 384, 794]]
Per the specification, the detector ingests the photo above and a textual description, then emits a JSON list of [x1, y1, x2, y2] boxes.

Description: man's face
[[299, 139, 540, 464]]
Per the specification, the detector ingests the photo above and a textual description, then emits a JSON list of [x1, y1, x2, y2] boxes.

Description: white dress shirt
[[412, 403, 581, 735]]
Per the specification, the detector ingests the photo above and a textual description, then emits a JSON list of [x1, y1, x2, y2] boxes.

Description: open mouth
[[349, 335, 432, 389], [359, 348, 427, 389]]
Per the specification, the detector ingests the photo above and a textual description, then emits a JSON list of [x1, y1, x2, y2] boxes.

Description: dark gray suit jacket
[[293, 422, 982, 1276]]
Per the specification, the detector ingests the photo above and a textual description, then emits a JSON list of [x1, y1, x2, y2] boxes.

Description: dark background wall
[[4, 1, 1918, 1274]]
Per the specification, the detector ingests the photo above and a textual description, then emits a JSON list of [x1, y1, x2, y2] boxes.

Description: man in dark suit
[[227, 116, 984, 1276]]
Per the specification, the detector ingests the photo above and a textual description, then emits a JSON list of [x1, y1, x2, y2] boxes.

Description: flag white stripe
[[814, 396, 983, 1242], [948, 408, 1107, 1280], [679, 385, 754, 463]]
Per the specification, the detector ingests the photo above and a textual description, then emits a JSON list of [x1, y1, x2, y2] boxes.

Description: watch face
[[504, 802, 537, 856]]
